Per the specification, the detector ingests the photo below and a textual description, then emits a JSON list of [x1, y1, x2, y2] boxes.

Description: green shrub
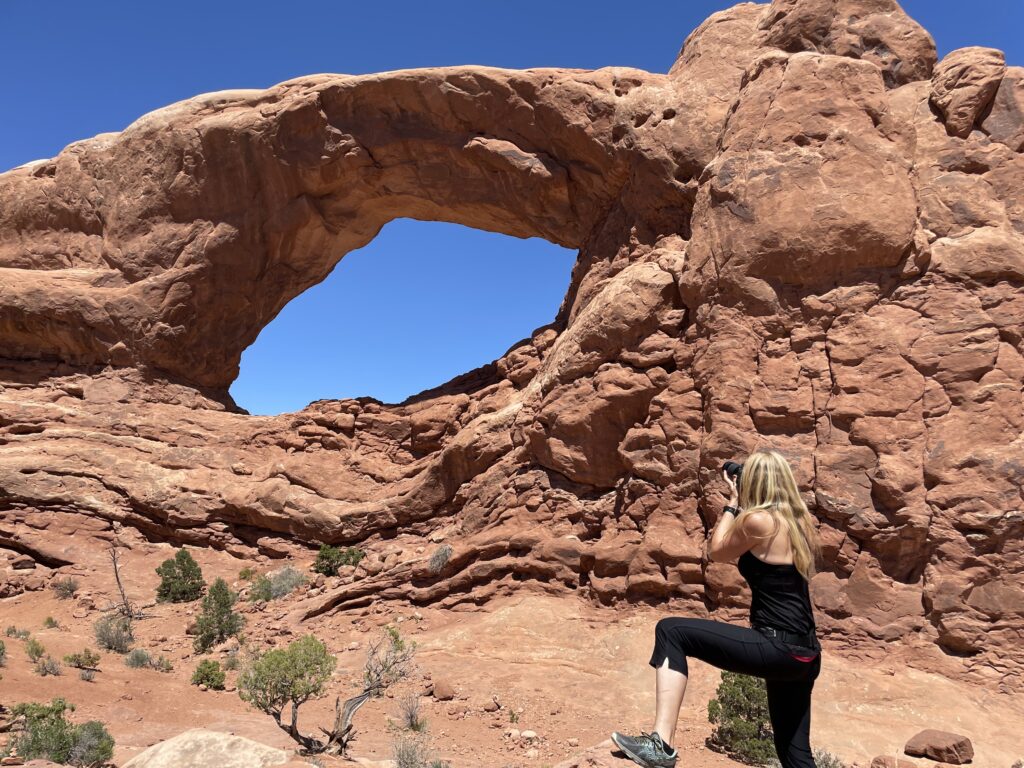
[[428, 544, 452, 574], [11, 699, 114, 767], [51, 576, 80, 600], [193, 578, 244, 653], [26, 637, 46, 662], [124, 649, 173, 673], [125, 649, 153, 668], [223, 648, 240, 671], [707, 670, 776, 765], [94, 615, 133, 653], [0, 639, 6, 667], [313, 545, 365, 576], [35, 656, 62, 677], [238, 566, 257, 581], [238, 635, 336, 717], [248, 566, 307, 603], [68, 720, 115, 767], [191, 659, 226, 689], [43, 616, 59, 629], [64, 648, 101, 670], [6, 625, 30, 639], [79, 668, 96, 682], [155, 548, 206, 603]]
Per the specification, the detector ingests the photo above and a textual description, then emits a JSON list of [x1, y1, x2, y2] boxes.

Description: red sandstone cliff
[[1, 0, 1021, 692]]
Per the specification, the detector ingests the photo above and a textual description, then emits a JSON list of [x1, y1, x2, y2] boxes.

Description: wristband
[[723, 505, 740, 515]]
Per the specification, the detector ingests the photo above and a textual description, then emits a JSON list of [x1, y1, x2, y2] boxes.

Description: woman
[[611, 449, 824, 768]]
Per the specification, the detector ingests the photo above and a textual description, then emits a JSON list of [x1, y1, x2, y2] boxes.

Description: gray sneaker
[[610, 729, 678, 768]]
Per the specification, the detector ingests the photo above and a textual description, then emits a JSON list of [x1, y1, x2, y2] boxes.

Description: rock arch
[[2, 0, 1023, 691]]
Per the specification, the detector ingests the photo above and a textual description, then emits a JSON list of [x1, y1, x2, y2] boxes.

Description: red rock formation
[[1, 0, 1021, 692]]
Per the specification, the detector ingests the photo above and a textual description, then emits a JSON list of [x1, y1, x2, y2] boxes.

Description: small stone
[[432, 679, 456, 701]]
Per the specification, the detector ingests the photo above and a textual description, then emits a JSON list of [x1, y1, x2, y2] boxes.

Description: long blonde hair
[[737, 449, 822, 581]]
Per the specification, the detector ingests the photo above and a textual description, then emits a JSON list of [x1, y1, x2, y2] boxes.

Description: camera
[[722, 460, 744, 483]]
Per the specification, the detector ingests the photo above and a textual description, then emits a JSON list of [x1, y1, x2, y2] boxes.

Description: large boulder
[[122, 729, 289, 768]]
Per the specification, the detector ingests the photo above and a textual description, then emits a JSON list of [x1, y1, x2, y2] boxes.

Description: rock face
[[122, 729, 288, 768], [0, 0, 1022, 691]]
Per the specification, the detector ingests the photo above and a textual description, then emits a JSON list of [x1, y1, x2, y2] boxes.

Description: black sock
[[658, 734, 675, 754]]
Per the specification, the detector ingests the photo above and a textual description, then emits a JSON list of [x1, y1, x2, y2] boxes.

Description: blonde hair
[[737, 449, 822, 581]]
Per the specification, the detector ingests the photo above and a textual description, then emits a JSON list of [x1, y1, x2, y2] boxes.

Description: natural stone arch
[[0, 65, 654, 390], [3, 0, 1024, 691]]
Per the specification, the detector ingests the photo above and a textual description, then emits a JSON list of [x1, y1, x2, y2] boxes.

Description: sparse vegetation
[[43, 616, 59, 629], [393, 734, 433, 768], [811, 749, 848, 768], [248, 566, 307, 602], [239, 628, 416, 756], [124, 648, 173, 673], [35, 656, 62, 677], [106, 543, 144, 628], [239, 566, 257, 581], [193, 577, 244, 653], [707, 670, 776, 765], [10, 698, 114, 767], [94, 614, 134, 653], [125, 649, 153, 668], [64, 648, 101, 670], [79, 668, 96, 682], [155, 548, 206, 603], [223, 647, 241, 671], [398, 692, 426, 732], [509, 710, 519, 724], [428, 544, 452, 575], [26, 637, 46, 662], [6, 625, 30, 639], [51, 576, 80, 599], [313, 544, 365, 576], [191, 659, 226, 689], [0, 639, 6, 666], [765, 749, 848, 768]]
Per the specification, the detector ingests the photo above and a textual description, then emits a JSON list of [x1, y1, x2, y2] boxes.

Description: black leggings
[[649, 617, 821, 768]]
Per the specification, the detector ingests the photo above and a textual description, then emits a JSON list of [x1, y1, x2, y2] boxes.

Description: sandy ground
[[1, 539, 1021, 768]]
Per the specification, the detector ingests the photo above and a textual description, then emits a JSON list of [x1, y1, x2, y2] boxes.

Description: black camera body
[[722, 460, 744, 483]]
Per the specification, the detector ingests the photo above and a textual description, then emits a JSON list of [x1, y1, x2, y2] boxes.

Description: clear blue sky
[[3, 1, 1020, 414]]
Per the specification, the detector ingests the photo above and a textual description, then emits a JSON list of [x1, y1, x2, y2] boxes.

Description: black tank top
[[738, 549, 820, 652]]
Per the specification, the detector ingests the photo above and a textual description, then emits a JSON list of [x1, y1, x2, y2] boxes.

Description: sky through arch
[[228, 219, 576, 414]]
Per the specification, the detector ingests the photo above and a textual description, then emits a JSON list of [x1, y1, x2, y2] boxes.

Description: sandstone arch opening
[[229, 217, 577, 415]]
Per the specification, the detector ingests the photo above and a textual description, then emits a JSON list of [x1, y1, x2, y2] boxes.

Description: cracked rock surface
[[1, 0, 1021, 690]]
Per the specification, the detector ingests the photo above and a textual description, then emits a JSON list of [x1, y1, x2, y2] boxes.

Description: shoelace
[[638, 731, 674, 757]]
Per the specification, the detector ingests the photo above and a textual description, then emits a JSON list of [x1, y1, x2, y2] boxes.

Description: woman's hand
[[721, 468, 739, 507]]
